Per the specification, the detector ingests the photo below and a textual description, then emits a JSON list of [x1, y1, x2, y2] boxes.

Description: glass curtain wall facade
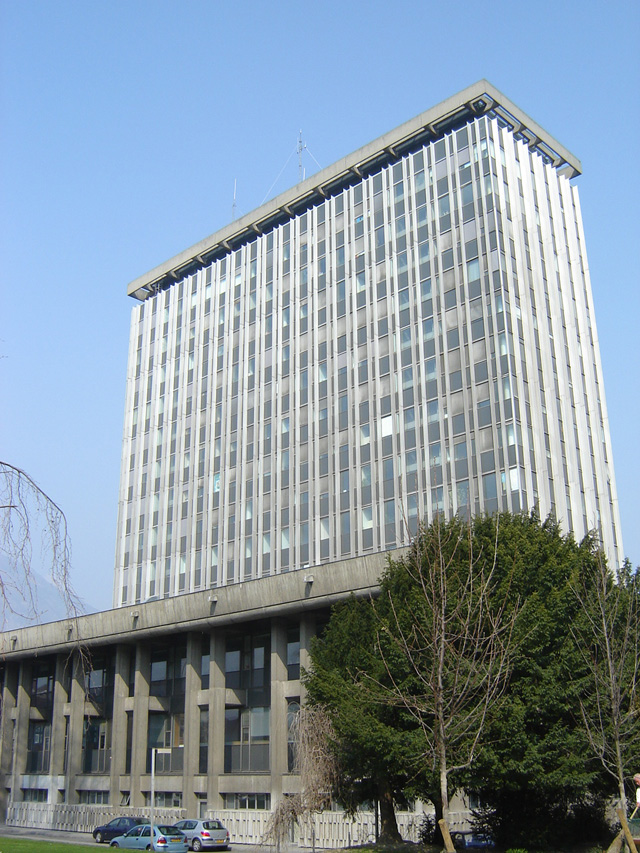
[[114, 85, 622, 606]]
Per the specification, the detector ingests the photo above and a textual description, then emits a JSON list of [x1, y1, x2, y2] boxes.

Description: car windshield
[[158, 826, 183, 836], [203, 822, 223, 830]]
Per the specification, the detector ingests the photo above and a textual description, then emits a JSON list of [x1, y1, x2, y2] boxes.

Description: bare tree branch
[[366, 516, 520, 827], [262, 706, 338, 851], [0, 460, 80, 626]]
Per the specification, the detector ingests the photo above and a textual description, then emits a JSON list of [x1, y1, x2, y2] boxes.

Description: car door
[[176, 821, 195, 845], [138, 826, 152, 850], [106, 818, 124, 841], [102, 819, 116, 841], [185, 821, 198, 844], [123, 825, 146, 850]]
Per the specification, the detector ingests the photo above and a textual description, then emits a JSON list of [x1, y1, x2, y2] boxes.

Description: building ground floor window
[[147, 791, 183, 808], [223, 793, 271, 809], [78, 790, 110, 804], [22, 789, 48, 803]]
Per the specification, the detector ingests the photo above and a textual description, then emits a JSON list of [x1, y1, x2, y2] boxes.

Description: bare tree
[[263, 706, 338, 852], [572, 552, 639, 812], [371, 515, 519, 834], [0, 460, 79, 626]]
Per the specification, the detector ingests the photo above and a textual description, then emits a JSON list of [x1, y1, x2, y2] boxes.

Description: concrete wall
[[0, 553, 386, 823]]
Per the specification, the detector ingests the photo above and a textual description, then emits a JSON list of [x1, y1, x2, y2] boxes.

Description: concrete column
[[0, 662, 20, 817], [13, 660, 32, 787], [49, 654, 70, 788], [208, 630, 226, 809], [183, 632, 202, 816], [130, 642, 150, 809], [65, 653, 86, 803], [270, 619, 288, 803], [110, 645, 133, 795]]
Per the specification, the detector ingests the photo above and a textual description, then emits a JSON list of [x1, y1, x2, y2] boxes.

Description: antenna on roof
[[232, 179, 237, 220], [297, 130, 306, 182]]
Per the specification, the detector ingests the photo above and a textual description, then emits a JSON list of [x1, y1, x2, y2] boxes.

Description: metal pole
[[150, 747, 156, 850]]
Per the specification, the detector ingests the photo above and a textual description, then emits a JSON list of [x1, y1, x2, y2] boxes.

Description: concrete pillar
[[183, 632, 201, 816], [13, 662, 33, 797], [49, 654, 70, 784], [110, 645, 133, 797], [65, 653, 86, 804], [270, 619, 288, 803], [0, 662, 20, 818], [209, 629, 226, 809], [130, 642, 150, 808]]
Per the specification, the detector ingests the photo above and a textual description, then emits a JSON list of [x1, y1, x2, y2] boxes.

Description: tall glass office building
[[114, 80, 622, 607]]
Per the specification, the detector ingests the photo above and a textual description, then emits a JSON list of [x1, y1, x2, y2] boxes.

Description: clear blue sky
[[1, 0, 638, 611]]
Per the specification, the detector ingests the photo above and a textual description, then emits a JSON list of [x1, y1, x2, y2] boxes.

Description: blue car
[[109, 824, 189, 852], [94, 817, 146, 843]]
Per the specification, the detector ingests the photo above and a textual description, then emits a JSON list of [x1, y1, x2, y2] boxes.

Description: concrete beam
[[0, 551, 391, 660]]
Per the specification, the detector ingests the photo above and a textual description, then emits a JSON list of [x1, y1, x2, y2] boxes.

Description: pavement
[[0, 826, 301, 853], [0, 824, 95, 845]]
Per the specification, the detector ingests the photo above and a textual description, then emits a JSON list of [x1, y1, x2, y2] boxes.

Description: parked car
[[94, 817, 146, 843], [109, 824, 189, 852], [173, 819, 231, 851]]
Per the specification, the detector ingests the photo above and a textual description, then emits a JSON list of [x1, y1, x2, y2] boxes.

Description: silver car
[[109, 824, 189, 852], [173, 819, 230, 852]]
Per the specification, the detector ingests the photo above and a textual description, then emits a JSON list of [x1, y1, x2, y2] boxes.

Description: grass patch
[[0, 840, 97, 853]]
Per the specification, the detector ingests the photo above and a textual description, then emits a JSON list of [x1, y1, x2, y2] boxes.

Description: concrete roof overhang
[[127, 80, 581, 302], [0, 552, 391, 660]]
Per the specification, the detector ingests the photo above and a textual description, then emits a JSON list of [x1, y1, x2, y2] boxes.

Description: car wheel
[[96, 832, 103, 844], [146, 846, 151, 851], [193, 840, 202, 852], [110, 844, 119, 849]]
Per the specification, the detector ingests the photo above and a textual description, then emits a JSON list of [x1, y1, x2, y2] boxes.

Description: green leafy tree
[[306, 513, 626, 849], [306, 514, 520, 840], [371, 515, 519, 833], [305, 595, 419, 842], [467, 515, 612, 849]]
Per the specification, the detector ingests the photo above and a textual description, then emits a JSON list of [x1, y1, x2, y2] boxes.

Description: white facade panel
[[113, 95, 622, 607]]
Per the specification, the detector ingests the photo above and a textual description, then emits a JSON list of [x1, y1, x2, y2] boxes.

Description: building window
[[200, 638, 210, 689], [148, 791, 183, 808], [287, 700, 300, 772], [223, 793, 271, 810], [78, 790, 110, 804], [225, 633, 270, 694], [147, 713, 184, 773], [30, 660, 55, 713], [82, 719, 110, 774], [286, 627, 300, 680], [84, 654, 114, 717], [199, 708, 209, 775], [224, 707, 270, 773], [26, 721, 50, 774], [149, 643, 187, 698], [22, 788, 48, 803]]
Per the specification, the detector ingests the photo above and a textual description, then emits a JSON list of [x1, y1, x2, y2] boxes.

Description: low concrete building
[[0, 554, 384, 825]]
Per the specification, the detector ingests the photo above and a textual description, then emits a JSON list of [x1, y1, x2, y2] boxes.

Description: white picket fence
[[6, 802, 184, 834], [6, 802, 471, 848]]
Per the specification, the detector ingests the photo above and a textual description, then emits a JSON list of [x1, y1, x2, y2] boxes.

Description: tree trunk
[[377, 778, 402, 843], [436, 713, 450, 824]]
